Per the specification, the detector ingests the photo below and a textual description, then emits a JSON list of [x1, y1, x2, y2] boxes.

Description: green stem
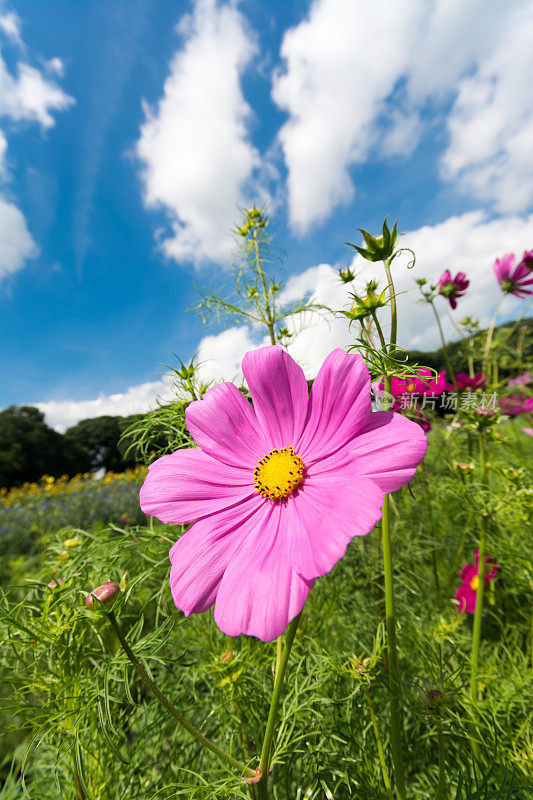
[[107, 612, 255, 779], [384, 258, 397, 348], [256, 614, 301, 794], [420, 465, 441, 605], [430, 300, 457, 389], [72, 748, 85, 800], [470, 434, 489, 709], [381, 485, 407, 800], [436, 722, 446, 800], [494, 295, 532, 355], [482, 296, 505, 376], [381, 256, 407, 800], [252, 231, 276, 345], [446, 510, 475, 596], [364, 686, 394, 800]]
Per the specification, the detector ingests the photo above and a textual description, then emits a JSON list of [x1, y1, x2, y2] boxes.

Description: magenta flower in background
[[517, 249, 533, 271], [140, 347, 428, 641], [499, 394, 533, 416], [455, 373, 487, 392], [378, 368, 449, 400], [507, 371, 531, 388], [455, 549, 499, 614], [493, 253, 533, 299], [438, 269, 469, 310], [409, 411, 431, 432]]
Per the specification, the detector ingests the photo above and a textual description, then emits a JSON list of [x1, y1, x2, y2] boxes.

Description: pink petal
[[185, 382, 269, 468], [139, 448, 256, 524], [455, 584, 476, 613], [460, 564, 477, 584], [296, 349, 371, 463], [214, 502, 313, 641], [241, 346, 309, 450], [169, 494, 265, 615], [284, 467, 384, 580], [347, 411, 428, 493]]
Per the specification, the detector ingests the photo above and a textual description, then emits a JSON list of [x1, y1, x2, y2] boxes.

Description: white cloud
[[0, 58, 74, 128], [0, 196, 38, 279], [272, 0, 533, 231], [0, 10, 22, 47], [44, 57, 64, 77], [0, 8, 73, 281], [0, 129, 7, 178], [441, 4, 533, 213], [136, 0, 261, 265], [196, 325, 263, 384], [37, 378, 175, 433], [272, 0, 421, 233]]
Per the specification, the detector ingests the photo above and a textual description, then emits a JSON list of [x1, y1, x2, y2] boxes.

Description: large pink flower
[[438, 269, 469, 310], [140, 347, 428, 641], [493, 253, 533, 299], [455, 549, 499, 613]]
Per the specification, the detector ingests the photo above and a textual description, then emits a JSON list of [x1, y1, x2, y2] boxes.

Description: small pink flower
[[455, 549, 499, 613], [522, 427, 533, 436], [140, 347, 428, 641], [499, 394, 533, 416], [507, 371, 531, 388], [493, 253, 533, 299], [455, 373, 487, 391], [438, 269, 469, 310], [517, 249, 533, 271]]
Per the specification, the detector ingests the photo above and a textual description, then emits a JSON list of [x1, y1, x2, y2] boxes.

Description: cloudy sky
[[2, 0, 532, 430]]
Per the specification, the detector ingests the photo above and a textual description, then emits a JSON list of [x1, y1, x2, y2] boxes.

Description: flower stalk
[[256, 613, 301, 798], [430, 300, 457, 390], [381, 254, 407, 800], [363, 685, 394, 800], [106, 611, 255, 779], [469, 434, 489, 709], [435, 722, 446, 800]]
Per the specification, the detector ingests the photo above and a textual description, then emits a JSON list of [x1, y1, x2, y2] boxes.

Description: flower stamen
[[253, 447, 305, 500]]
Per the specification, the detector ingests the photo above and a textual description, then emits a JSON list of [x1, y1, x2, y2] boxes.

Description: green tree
[[64, 415, 137, 472], [0, 406, 90, 487]]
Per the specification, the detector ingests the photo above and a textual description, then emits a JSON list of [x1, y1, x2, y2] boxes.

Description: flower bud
[[345, 216, 399, 263], [85, 581, 121, 611], [339, 267, 355, 283]]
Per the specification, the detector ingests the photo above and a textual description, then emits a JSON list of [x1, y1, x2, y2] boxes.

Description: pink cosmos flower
[[493, 253, 533, 299], [140, 347, 428, 641], [507, 371, 531, 388], [438, 269, 469, 310], [376, 369, 449, 409], [455, 373, 487, 392], [517, 249, 533, 271], [499, 394, 533, 416], [455, 549, 499, 613]]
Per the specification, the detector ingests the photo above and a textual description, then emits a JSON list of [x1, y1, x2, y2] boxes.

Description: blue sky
[[1, 0, 532, 429]]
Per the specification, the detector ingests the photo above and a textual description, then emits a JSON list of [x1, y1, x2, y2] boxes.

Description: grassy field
[[0, 416, 531, 799]]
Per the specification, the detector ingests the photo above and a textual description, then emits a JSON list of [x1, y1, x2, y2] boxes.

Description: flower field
[[1, 213, 532, 799]]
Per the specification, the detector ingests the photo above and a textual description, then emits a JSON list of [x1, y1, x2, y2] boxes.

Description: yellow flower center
[[407, 382, 416, 392], [253, 447, 305, 500], [470, 575, 479, 591]]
